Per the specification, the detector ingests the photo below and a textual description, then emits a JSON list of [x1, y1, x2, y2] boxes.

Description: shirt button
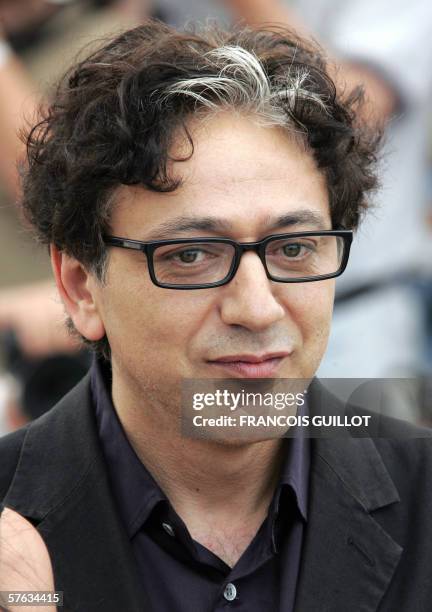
[[223, 583, 237, 602], [162, 522, 175, 537]]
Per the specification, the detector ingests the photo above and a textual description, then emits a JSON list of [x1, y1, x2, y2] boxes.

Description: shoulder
[[0, 373, 93, 509], [313, 377, 432, 490], [372, 415, 432, 495], [0, 426, 29, 505], [346, 402, 432, 480], [364, 418, 432, 587], [358, 410, 432, 471], [351, 412, 432, 543]]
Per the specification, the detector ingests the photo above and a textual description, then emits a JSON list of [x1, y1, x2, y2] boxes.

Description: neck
[[111, 365, 285, 524]]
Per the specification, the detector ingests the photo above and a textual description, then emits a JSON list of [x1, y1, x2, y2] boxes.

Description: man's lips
[[207, 352, 291, 378]]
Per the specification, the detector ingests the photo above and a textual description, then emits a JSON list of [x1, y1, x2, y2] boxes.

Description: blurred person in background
[[0, 0, 151, 289], [0, 0, 155, 434], [0, 5, 80, 433]]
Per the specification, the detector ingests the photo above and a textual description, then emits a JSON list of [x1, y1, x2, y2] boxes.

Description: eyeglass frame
[[103, 229, 353, 290]]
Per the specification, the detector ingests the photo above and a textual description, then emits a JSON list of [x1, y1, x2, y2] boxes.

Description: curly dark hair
[[21, 19, 381, 358]]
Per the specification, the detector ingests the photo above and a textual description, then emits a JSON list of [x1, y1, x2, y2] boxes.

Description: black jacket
[[1, 374, 432, 612]]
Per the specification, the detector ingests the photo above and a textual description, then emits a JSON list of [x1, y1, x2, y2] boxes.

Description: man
[[0, 19, 431, 612]]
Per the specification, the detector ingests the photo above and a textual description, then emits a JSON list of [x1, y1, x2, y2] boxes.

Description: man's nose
[[219, 252, 285, 332]]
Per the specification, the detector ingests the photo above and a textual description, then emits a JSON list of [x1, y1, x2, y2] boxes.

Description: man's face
[[89, 112, 335, 404]]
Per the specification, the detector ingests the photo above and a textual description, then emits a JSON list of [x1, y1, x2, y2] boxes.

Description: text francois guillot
[[190, 389, 372, 428]]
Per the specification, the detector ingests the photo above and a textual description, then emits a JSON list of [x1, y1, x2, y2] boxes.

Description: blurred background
[[0, 0, 431, 435]]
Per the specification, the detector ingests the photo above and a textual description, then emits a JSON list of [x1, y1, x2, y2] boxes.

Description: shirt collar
[[91, 356, 310, 538], [91, 357, 167, 538]]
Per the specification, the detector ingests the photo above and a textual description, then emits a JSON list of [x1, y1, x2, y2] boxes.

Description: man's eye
[[283, 244, 303, 258], [170, 249, 210, 264], [280, 242, 313, 258]]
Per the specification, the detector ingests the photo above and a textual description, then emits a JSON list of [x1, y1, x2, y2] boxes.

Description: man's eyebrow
[[142, 216, 234, 239], [142, 210, 328, 240], [267, 211, 329, 231]]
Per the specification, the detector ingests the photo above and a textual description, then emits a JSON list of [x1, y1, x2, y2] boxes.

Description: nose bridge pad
[[239, 243, 269, 278]]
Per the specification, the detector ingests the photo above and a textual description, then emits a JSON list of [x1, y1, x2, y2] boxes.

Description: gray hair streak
[[157, 44, 329, 128]]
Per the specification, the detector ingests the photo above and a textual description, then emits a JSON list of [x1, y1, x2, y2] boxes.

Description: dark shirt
[[91, 358, 310, 612]]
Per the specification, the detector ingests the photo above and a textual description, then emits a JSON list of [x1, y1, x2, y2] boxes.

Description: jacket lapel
[[3, 374, 150, 612], [292, 383, 403, 612]]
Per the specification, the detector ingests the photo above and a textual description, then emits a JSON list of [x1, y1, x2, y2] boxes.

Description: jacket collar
[[3, 376, 402, 612]]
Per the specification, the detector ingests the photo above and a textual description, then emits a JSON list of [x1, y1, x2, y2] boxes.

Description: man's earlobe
[[50, 245, 105, 342]]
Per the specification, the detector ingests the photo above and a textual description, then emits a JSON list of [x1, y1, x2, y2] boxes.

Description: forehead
[[111, 112, 330, 239]]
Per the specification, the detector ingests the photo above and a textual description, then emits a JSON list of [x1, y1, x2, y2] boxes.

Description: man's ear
[[50, 245, 105, 342]]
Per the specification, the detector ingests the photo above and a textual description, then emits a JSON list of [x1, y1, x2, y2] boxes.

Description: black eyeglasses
[[103, 230, 353, 289]]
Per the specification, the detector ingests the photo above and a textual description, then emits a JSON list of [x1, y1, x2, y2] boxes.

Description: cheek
[[286, 282, 335, 342], [286, 283, 335, 378], [102, 272, 210, 362]]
